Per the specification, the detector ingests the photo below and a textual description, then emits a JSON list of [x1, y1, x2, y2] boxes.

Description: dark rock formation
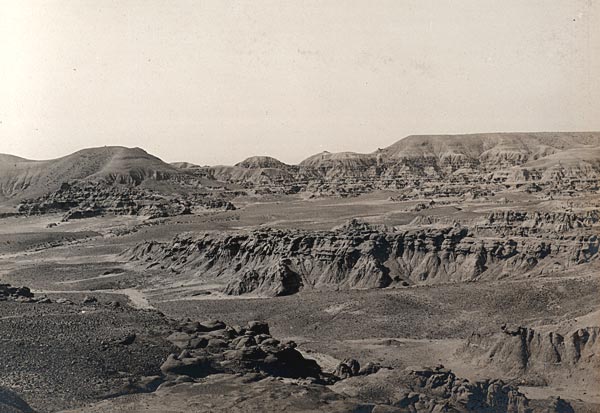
[[160, 320, 325, 382], [0, 284, 34, 301], [334, 358, 366, 379]]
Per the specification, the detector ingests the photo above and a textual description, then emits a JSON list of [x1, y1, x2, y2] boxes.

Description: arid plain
[[0, 133, 599, 412]]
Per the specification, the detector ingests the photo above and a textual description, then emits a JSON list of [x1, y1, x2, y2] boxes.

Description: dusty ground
[[0, 300, 175, 413]]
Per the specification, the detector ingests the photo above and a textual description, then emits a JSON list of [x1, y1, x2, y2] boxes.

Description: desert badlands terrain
[[0, 132, 599, 412]]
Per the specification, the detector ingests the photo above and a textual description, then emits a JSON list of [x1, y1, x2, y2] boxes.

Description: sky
[[0, 0, 599, 165]]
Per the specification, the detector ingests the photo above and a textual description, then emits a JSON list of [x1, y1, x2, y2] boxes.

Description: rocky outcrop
[[122, 221, 599, 296], [481, 210, 599, 235], [332, 365, 538, 413], [159, 320, 543, 412], [333, 358, 381, 379], [462, 324, 600, 380], [403, 366, 531, 413], [160, 319, 328, 382], [17, 182, 234, 220]]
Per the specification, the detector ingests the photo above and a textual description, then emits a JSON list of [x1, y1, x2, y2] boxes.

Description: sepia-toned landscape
[[1, 132, 599, 412], [2, 0, 600, 411]]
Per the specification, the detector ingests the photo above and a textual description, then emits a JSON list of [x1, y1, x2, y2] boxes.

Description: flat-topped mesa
[[122, 221, 599, 297], [299, 151, 378, 169], [382, 132, 600, 160]]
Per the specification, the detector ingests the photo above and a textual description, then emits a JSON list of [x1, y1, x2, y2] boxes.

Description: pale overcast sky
[[0, 0, 598, 165]]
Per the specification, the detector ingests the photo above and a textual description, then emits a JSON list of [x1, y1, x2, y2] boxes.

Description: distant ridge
[[0, 146, 179, 201], [298, 132, 600, 166], [2, 132, 599, 201]]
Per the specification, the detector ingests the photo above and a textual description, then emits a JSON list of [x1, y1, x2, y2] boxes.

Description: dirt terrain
[[0, 133, 599, 412]]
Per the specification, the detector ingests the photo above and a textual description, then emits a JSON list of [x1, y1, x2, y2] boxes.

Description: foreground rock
[[58, 374, 378, 413], [161, 319, 330, 383], [60, 365, 573, 413], [62, 319, 571, 412], [0, 296, 587, 413]]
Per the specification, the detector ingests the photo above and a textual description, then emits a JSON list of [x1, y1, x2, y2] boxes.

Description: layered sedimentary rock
[[3, 133, 599, 208], [333, 365, 534, 413], [17, 182, 234, 220], [478, 210, 600, 236], [122, 221, 599, 296], [0, 146, 237, 219], [463, 324, 600, 379], [485, 210, 599, 229], [188, 132, 600, 196]]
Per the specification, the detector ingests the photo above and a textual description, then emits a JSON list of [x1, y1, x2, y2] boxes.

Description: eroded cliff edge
[[122, 220, 598, 297]]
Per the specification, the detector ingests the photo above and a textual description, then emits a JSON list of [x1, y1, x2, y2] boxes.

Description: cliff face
[[477, 210, 600, 237], [463, 324, 600, 383], [333, 365, 534, 413], [122, 222, 599, 296]]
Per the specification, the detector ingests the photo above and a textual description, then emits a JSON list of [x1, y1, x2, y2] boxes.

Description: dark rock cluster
[[160, 319, 329, 383], [0, 284, 34, 301], [333, 358, 381, 379]]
